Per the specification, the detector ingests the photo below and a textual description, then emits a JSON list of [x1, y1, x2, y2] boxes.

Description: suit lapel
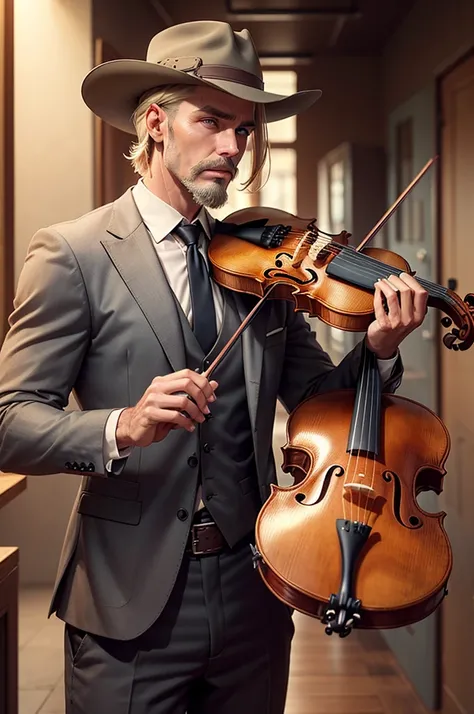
[[101, 189, 186, 372]]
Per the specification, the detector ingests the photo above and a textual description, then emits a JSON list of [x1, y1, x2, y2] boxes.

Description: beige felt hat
[[81, 20, 322, 134]]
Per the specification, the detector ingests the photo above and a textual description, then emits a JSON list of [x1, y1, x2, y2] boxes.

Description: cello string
[[346, 344, 369, 525], [354, 347, 372, 526]]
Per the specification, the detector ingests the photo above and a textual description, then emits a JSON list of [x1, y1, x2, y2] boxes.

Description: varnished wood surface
[[0, 472, 27, 510], [285, 611, 429, 713]]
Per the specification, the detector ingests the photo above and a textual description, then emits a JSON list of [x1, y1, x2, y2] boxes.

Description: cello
[[199, 158, 467, 636]]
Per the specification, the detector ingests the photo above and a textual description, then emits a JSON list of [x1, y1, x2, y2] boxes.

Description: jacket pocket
[[77, 491, 141, 526]]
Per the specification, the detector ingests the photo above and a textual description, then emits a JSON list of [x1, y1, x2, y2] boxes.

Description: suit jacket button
[[177, 508, 188, 521], [79, 462, 87, 471], [73, 462, 79, 470], [187, 455, 198, 468], [203, 443, 211, 454], [87, 463, 95, 472], [65, 462, 72, 470]]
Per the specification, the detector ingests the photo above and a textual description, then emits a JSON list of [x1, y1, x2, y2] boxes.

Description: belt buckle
[[190, 521, 218, 556]]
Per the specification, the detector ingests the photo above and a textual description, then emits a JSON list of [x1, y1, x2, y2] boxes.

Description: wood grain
[[0, 472, 27, 510], [285, 611, 429, 713]]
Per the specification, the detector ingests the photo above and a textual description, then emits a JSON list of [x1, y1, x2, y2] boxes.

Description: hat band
[[157, 57, 264, 91], [192, 64, 264, 90]]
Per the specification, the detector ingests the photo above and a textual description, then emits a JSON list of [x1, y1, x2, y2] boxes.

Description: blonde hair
[[126, 84, 269, 192]]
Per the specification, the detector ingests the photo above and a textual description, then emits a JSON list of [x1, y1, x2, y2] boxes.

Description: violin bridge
[[308, 235, 332, 262], [291, 231, 314, 268]]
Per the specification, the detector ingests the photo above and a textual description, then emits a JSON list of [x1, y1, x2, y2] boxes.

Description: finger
[[153, 393, 208, 423], [385, 274, 414, 326], [373, 283, 391, 329], [156, 377, 211, 415], [153, 408, 197, 433], [160, 370, 218, 403], [376, 278, 401, 326], [399, 272, 428, 323]]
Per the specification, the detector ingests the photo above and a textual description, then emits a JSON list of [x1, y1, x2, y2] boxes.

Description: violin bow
[[355, 156, 438, 252]]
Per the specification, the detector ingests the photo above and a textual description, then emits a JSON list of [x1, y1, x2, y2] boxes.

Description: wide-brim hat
[[82, 20, 322, 134]]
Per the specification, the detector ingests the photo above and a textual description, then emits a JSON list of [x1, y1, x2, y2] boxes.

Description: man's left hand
[[366, 272, 428, 359]]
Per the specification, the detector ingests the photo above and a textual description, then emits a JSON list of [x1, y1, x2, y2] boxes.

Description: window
[[211, 70, 298, 220]]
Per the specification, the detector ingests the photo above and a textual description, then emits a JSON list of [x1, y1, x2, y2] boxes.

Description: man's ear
[[145, 103, 167, 143]]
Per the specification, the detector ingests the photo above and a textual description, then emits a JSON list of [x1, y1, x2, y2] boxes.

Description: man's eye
[[236, 127, 251, 137], [202, 118, 218, 127]]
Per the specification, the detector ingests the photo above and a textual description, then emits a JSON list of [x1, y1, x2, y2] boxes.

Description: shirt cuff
[[104, 408, 133, 472], [377, 352, 399, 384]]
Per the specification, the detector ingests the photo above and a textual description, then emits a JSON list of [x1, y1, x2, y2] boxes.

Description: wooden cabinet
[[0, 474, 26, 714], [0, 547, 18, 714]]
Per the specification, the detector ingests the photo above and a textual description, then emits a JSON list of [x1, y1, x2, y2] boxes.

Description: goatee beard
[[181, 177, 229, 209], [181, 158, 238, 209]]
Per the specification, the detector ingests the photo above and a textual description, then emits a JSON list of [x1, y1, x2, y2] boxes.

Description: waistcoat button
[[177, 508, 188, 521], [203, 443, 211, 454], [187, 455, 198, 468]]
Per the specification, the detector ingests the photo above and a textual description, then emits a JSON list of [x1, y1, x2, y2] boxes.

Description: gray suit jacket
[[0, 188, 402, 639]]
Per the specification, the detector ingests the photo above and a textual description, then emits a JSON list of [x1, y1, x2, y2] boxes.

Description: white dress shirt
[[103, 179, 398, 469]]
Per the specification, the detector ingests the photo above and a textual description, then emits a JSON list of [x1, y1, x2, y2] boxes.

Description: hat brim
[[81, 59, 322, 134]]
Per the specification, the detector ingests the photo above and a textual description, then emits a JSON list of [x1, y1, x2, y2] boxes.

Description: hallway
[[17, 586, 429, 714]]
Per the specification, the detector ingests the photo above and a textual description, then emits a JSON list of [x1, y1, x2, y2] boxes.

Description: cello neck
[[347, 343, 382, 456]]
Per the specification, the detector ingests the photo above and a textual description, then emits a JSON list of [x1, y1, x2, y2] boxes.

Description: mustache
[[190, 158, 238, 179]]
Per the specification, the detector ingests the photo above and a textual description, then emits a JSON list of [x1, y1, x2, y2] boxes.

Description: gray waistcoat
[[174, 287, 261, 546]]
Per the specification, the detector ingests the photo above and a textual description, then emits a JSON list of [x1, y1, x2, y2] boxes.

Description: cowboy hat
[[81, 20, 322, 134]]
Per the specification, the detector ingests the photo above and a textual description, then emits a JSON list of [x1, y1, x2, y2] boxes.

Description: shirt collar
[[132, 178, 213, 244]]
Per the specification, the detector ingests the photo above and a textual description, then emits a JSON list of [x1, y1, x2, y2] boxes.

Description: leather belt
[[186, 520, 227, 556]]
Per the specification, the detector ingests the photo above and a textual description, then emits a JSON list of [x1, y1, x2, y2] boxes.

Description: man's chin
[[182, 179, 229, 209]]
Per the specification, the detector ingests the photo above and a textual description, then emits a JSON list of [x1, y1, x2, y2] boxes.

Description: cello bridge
[[344, 482, 376, 499]]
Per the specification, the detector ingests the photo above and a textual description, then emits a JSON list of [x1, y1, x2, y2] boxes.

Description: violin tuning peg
[[441, 317, 452, 328], [443, 333, 458, 349]]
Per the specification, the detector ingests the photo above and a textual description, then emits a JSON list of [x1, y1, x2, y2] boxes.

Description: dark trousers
[[64, 538, 294, 714]]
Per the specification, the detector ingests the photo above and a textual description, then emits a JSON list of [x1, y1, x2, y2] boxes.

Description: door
[[383, 84, 440, 710], [440, 52, 474, 714]]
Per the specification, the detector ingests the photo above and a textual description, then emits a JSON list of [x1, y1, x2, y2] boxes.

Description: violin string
[[291, 234, 454, 304], [326, 248, 452, 300]]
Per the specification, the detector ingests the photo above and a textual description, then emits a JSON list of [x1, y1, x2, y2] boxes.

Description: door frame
[[0, 0, 14, 341], [436, 46, 474, 418], [435, 46, 474, 714]]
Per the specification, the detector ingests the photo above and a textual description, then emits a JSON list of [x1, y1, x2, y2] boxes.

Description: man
[[0, 19, 427, 714]]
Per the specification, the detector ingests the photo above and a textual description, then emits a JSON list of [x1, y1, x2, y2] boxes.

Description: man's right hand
[[116, 369, 218, 449]]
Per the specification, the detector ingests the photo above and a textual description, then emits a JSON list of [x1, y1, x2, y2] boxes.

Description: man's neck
[[143, 171, 201, 223]]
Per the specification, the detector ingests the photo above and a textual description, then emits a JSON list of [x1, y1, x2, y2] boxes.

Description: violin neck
[[327, 246, 450, 309], [347, 343, 382, 457]]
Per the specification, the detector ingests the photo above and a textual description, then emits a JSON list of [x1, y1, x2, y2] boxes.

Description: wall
[[94, 0, 163, 60], [382, 2, 474, 712], [297, 56, 385, 219], [0, 0, 166, 588], [0, 0, 93, 585], [384, 0, 474, 113]]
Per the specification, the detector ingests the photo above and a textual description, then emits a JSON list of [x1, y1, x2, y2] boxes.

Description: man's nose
[[216, 129, 240, 158]]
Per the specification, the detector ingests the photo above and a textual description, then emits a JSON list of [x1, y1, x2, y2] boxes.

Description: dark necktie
[[174, 221, 217, 354]]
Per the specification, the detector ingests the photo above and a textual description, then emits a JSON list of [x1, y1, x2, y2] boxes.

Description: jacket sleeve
[[278, 306, 403, 414], [0, 228, 114, 476]]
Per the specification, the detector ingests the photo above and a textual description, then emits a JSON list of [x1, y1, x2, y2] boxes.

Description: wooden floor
[[18, 588, 430, 713], [286, 611, 430, 714]]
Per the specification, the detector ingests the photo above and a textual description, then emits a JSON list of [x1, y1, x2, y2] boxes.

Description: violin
[[209, 204, 474, 351]]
